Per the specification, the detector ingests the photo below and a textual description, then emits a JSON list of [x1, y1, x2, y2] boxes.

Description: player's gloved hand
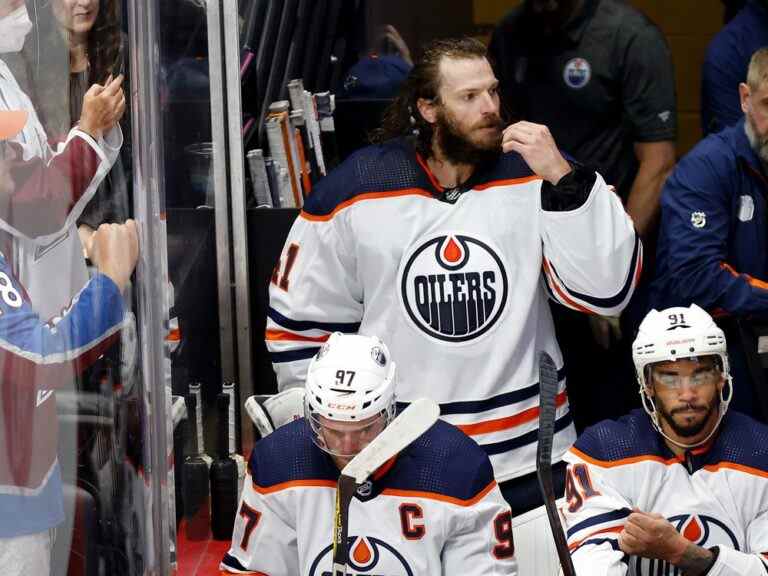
[[589, 315, 622, 350], [619, 510, 689, 564], [245, 387, 306, 439]]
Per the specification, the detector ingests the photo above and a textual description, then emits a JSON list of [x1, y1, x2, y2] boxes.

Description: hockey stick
[[331, 398, 440, 576], [536, 352, 576, 576]]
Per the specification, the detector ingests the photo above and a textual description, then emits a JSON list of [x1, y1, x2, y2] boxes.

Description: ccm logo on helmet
[[327, 403, 356, 411], [399, 234, 508, 343]]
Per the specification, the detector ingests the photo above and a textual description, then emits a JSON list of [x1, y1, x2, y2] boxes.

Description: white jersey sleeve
[[541, 172, 641, 317], [562, 450, 632, 576], [704, 508, 768, 575], [442, 484, 518, 576], [220, 472, 299, 575], [267, 212, 363, 390]]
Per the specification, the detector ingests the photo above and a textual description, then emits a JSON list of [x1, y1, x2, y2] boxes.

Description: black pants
[[499, 461, 567, 517]]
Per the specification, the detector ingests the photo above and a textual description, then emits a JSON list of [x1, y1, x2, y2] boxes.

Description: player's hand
[[501, 121, 571, 185], [78, 224, 96, 260], [79, 75, 126, 140], [380, 25, 412, 65], [619, 511, 689, 564], [89, 219, 139, 291], [589, 315, 623, 349]]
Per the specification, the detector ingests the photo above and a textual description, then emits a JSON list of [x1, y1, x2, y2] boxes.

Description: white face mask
[[0, 4, 33, 54]]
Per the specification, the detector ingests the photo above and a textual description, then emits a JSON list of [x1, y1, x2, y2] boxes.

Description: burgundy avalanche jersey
[[0, 256, 124, 537]]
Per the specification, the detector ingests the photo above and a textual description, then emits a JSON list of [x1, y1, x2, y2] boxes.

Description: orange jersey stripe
[[381, 479, 497, 507], [720, 262, 768, 291], [458, 390, 568, 436], [570, 447, 768, 479], [300, 175, 544, 223], [300, 189, 434, 222], [569, 525, 624, 551], [166, 327, 182, 342], [473, 175, 542, 190], [569, 446, 680, 468], [542, 258, 594, 315], [253, 478, 337, 494], [265, 329, 330, 343], [634, 243, 643, 285], [701, 461, 768, 479], [415, 152, 443, 191]]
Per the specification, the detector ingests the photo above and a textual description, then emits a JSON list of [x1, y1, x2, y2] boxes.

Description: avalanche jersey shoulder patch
[[398, 232, 509, 345]]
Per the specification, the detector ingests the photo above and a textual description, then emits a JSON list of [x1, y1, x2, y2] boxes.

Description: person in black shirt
[[489, 0, 677, 429]]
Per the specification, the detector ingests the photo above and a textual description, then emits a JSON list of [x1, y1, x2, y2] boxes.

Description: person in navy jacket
[[651, 47, 768, 419], [702, 0, 768, 135]]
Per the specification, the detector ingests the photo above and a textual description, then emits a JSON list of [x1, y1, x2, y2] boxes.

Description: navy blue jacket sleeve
[[657, 152, 768, 314], [701, 40, 747, 136]]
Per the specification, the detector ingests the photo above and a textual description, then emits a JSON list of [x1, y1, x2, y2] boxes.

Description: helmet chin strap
[[642, 378, 732, 451]]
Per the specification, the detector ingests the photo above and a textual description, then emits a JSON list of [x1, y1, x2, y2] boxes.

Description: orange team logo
[[629, 514, 739, 575], [309, 536, 414, 576]]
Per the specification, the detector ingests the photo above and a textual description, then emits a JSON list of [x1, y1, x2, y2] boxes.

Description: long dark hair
[[87, 0, 123, 85], [370, 37, 488, 157]]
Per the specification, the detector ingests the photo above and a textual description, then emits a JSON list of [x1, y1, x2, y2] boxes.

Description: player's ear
[[716, 374, 725, 394], [739, 82, 751, 115], [645, 384, 655, 398], [417, 97, 438, 124]]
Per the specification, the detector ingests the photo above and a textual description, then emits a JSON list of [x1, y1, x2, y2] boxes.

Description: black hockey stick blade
[[536, 351, 576, 576], [331, 474, 357, 576]]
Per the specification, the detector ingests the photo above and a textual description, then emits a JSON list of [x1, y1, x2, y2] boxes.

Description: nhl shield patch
[[398, 233, 509, 344], [690, 211, 707, 229]]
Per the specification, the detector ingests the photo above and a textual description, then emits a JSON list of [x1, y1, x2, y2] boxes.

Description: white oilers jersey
[[267, 138, 640, 482], [221, 419, 517, 575], [563, 410, 768, 575]]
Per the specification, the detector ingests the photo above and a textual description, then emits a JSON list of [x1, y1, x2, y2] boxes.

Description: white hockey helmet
[[632, 304, 732, 447], [304, 333, 397, 454]]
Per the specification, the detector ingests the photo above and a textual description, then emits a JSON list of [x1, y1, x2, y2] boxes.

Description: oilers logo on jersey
[[398, 233, 508, 344], [630, 515, 740, 575], [669, 514, 739, 550], [309, 536, 414, 576]]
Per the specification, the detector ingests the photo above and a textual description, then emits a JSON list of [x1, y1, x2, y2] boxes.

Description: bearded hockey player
[[221, 333, 518, 575], [266, 36, 640, 516], [563, 304, 768, 575]]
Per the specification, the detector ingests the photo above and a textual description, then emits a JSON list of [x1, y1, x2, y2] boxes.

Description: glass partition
[[0, 0, 480, 574], [0, 0, 157, 573]]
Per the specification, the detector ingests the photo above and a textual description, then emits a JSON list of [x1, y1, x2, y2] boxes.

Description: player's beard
[[657, 396, 719, 439], [434, 106, 503, 166], [745, 113, 768, 165]]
